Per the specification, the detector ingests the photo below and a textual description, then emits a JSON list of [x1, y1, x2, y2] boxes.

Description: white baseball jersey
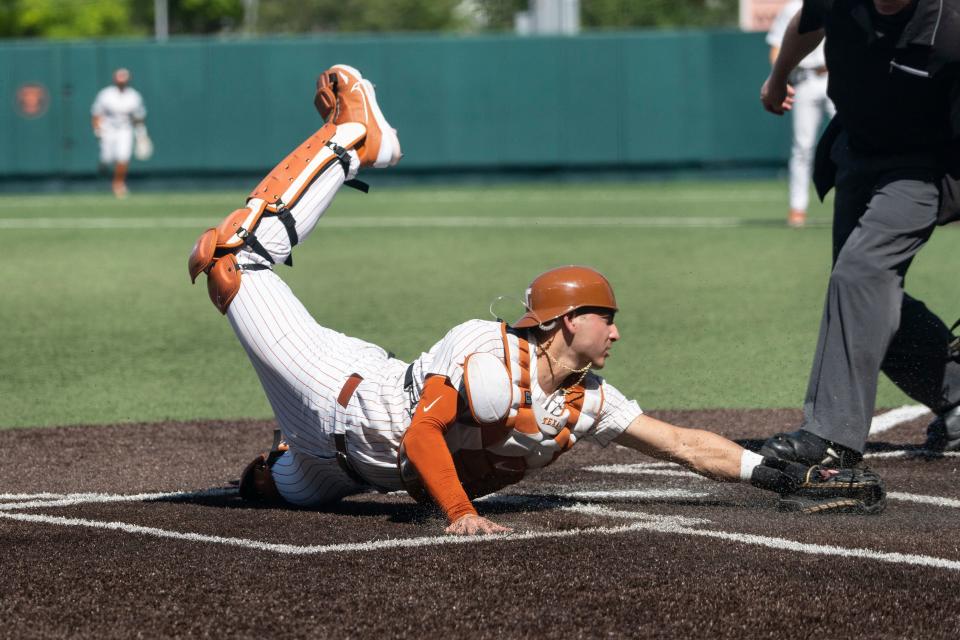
[[413, 318, 641, 454], [91, 85, 145, 130], [225, 156, 644, 506], [766, 0, 826, 70], [92, 85, 146, 165]]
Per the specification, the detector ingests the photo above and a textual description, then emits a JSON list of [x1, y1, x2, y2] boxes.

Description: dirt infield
[[2, 409, 959, 639]]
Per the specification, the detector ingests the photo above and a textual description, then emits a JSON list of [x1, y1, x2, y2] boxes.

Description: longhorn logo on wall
[[16, 83, 49, 118]]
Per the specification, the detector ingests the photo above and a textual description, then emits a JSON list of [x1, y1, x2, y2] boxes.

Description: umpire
[[759, 0, 960, 466]]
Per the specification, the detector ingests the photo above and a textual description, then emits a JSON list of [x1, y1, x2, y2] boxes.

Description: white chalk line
[[10, 485, 959, 513], [887, 492, 960, 508], [676, 525, 960, 571], [0, 216, 804, 231], [0, 488, 235, 511], [0, 487, 708, 512], [387, 190, 786, 204], [562, 506, 960, 570], [0, 189, 786, 209], [564, 504, 960, 570], [563, 503, 712, 526], [578, 464, 960, 511], [864, 449, 960, 460], [564, 488, 710, 500], [866, 404, 950, 458], [869, 404, 932, 436], [4, 497, 960, 571], [0, 492, 73, 501], [581, 463, 704, 479], [0, 502, 708, 556]]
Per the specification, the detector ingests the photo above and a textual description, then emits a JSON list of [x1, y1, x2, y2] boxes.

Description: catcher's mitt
[[777, 466, 886, 515], [236, 429, 287, 503]]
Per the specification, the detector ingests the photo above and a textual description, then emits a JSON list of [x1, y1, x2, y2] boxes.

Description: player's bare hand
[[760, 75, 795, 115], [445, 514, 512, 536]]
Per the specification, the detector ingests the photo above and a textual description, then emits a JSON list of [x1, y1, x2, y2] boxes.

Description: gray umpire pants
[[801, 137, 960, 452]]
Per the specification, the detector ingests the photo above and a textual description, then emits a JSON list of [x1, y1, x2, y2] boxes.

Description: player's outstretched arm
[[614, 414, 745, 481], [403, 375, 513, 535], [613, 415, 887, 513]]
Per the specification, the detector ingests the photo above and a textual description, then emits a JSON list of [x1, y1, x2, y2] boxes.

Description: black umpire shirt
[[800, 0, 960, 215]]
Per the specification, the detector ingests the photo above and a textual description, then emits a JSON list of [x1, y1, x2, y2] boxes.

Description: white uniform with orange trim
[[227, 156, 644, 506]]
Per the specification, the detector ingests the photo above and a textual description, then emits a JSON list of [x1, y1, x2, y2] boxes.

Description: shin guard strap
[[274, 204, 298, 267], [325, 140, 369, 193], [345, 179, 370, 193], [243, 234, 275, 265], [274, 204, 299, 247], [325, 141, 352, 175], [239, 263, 271, 272]]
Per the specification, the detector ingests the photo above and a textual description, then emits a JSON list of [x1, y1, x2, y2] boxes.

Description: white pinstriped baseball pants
[[789, 73, 835, 213], [226, 153, 404, 506]]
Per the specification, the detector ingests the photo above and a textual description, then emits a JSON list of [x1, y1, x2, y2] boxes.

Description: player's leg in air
[[188, 65, 401, 506]]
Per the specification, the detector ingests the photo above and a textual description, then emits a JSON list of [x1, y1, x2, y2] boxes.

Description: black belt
[[335, 374, 367, 485]]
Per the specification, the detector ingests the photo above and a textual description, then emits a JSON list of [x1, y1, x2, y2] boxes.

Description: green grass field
[[2, 179, 958, 429]]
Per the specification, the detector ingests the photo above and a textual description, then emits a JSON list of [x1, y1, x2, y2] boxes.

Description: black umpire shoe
[[923, 406, 960, 452], [760, 429, 863, 468]]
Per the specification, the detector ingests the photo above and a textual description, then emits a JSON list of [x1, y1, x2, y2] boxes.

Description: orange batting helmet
[[511, 265, 618, 329]]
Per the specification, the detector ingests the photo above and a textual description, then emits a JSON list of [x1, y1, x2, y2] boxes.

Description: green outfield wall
[[0, 31, 789, 180]]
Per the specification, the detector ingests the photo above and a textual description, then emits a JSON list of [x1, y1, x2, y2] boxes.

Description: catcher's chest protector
[[449, 323, 604, 498]]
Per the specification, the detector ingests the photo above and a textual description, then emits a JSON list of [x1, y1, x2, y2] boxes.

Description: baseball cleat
[[787, 209, 806, 228], [759, 428, 863, 468], [315, 64, 401, 169], [923, 405, 960, 452]]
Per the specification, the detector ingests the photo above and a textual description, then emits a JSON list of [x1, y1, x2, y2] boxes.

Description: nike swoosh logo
[[349, 82, 369, 123], [422, 397, 441, 413]]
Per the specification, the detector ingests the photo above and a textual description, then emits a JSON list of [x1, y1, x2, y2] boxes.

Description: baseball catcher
[[190, 64, 886, 535]]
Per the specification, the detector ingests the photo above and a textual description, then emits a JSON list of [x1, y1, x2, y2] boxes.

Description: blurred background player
[[766, 0, 834, 228], [91, 68, 149, 198]]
